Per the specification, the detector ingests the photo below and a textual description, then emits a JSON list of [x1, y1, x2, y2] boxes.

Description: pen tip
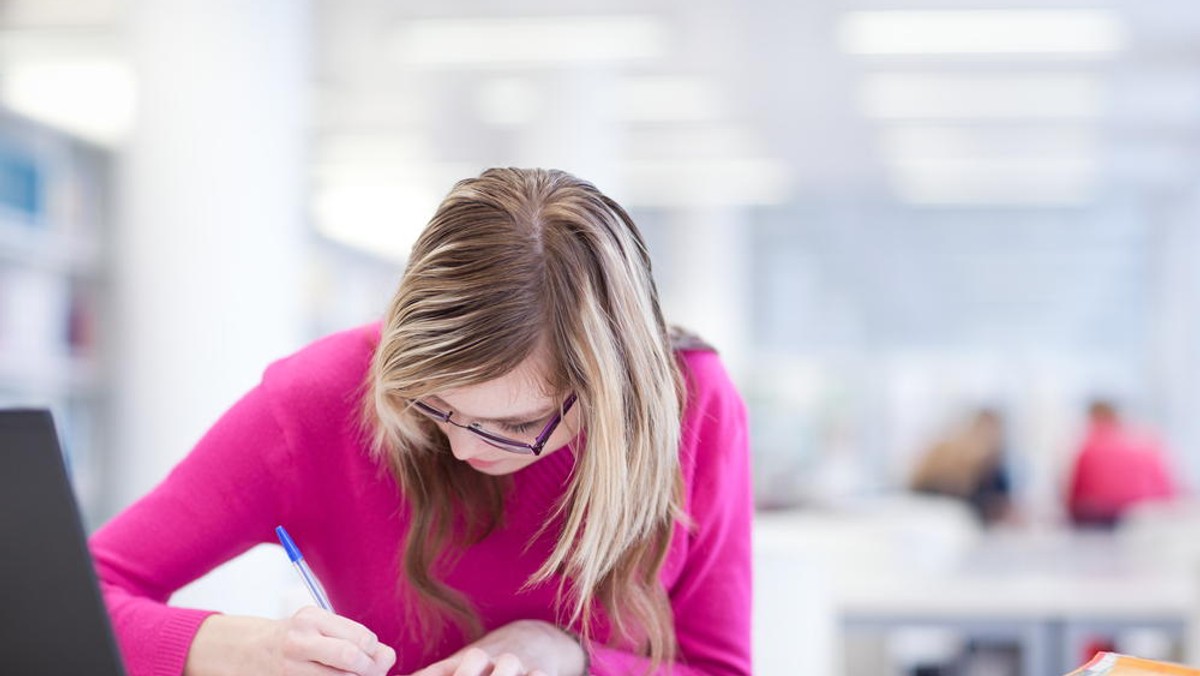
[[275, 525, 303, 562]]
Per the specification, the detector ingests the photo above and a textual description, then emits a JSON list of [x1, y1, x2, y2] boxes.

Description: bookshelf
[[0, 108, 111, 527]]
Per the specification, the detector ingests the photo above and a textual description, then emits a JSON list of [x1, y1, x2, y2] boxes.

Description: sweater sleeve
[[588, 353, 754, 676], [88, 381, 297, 676]]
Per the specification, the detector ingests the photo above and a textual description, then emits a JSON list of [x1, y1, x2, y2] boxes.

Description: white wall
[[113, 0, 310, 617]]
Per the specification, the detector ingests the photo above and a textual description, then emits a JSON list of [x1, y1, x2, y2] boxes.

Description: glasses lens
[[466, 423, 536, 455], [477, 435, 536, 455]]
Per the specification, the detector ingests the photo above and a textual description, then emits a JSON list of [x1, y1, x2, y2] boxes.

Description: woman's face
[[426, 349, 580, 476]]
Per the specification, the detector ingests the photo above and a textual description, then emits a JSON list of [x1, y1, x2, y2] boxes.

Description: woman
[[90, 168, 752, 675], [909, 408, 1012, 525]]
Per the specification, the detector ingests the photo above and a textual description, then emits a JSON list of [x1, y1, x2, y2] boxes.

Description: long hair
[[366, 168, 684, 666]]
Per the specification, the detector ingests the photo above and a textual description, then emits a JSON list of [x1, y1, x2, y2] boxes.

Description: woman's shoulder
[[671, 327, 736, 400], [670, 325, 716, 354], [672, 329, 746, 472], [670, 331, 749, 521]]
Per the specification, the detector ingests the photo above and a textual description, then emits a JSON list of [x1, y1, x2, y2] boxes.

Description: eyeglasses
[[409, 393, 577, 456]]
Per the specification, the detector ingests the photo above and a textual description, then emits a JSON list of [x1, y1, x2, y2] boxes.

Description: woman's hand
[[405, 620, 586, 676], [184, 606, 396, 676]]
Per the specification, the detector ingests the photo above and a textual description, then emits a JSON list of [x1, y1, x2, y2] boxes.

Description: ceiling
[[2, 0, 1199, 353], [309, 0, 1200, 205], [7, 0, 1198, 205]]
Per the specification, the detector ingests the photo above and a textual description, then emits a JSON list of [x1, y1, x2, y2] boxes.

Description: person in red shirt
[[1066, 400, 1177, 527]]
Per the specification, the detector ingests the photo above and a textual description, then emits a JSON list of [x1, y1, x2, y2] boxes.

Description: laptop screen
[[0, 409, 126, 674]]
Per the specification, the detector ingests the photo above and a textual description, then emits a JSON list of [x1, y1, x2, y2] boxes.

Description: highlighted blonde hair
[[366, 168, 684, 666]]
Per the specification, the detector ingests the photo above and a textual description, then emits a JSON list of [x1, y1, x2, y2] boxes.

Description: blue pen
[[275, 525, 333, 612]]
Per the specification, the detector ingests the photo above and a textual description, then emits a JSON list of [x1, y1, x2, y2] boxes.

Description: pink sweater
[[1067, 420, 1176, 524], [89, 324, 753, 676]]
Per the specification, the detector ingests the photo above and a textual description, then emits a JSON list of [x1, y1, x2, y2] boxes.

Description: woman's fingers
[[488, 653, 524, 676], [404, 645, 546, 676], [452, 648, 492, 676], [369, 641, 397, 676], [402, 650, 473, 676], [286, 632, 375, 673], [298, 606, 381, 652], [285, 606, 393, 675]]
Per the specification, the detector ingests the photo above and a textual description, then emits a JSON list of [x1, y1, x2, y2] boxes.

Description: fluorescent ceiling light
[[1, 58, 135, 145], [0, 29, 119, 62], [315, 87, 432, 129], [0, 1, 119, 27], [861, 73, 1104, 119], [891, 161, 1096, 205], [315, 131, 432, 165], [312, 163, 479, 262], [313, 184, 440, 263], [618, 158, 791, 207], [475, 76, 540, 127], [475, 74, 729, 125], [392, 16, 665, 66], [895, 179, 1094, 206], [890, 158, 1097, 177], [839, 9, 1126, 55], [616, 76, 725, 122], [625, 124, 762, 159], [880, 126, 1098, 161], [311, 162, 475, 186]]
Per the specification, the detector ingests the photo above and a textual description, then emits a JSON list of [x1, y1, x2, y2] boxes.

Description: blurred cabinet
[[0, 108, 111, 527]]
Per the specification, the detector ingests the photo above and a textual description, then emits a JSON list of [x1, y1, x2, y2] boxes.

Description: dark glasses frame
[[408, 393, 577, 456]]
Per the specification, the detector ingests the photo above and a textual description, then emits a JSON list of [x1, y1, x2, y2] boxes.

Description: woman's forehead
[[435, 351, 557, 415]]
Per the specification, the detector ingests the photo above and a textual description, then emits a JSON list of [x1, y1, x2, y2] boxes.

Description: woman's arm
[[90, 378, 392, 675], [89, 382, 292, 674]]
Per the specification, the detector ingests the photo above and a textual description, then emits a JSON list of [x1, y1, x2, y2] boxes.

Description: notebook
[[0, 408, 126, 674], [1068, 652, 1200, 675]]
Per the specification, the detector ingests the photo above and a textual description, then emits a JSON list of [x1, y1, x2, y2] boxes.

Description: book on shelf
[[1, 108, 109, 525], [0, 138, 42, 221]]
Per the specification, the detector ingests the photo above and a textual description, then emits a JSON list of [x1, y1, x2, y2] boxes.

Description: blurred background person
[[909, 408, 1013, 525], [1066, 399, 1179, 528]]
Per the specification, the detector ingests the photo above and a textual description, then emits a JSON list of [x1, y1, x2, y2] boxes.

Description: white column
[[113, 0, 310, 616]]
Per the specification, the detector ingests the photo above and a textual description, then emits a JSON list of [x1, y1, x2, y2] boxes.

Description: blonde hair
[[366, 168, 684, 666]]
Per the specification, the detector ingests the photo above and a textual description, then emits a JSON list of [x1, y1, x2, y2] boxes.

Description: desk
[[840, 555, 1192, 674], [754, 501, 1200, 676]]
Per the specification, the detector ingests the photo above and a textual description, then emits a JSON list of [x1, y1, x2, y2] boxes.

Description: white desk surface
[[838, 531, 1195, 620], [753, 500, 1200, 675], [754, 501, 1199, 622]]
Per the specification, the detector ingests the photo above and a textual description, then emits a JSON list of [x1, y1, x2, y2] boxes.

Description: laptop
[[0, 408, 127, 674]]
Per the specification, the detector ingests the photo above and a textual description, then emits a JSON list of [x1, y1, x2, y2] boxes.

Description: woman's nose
[[446, 426, 489, 461]]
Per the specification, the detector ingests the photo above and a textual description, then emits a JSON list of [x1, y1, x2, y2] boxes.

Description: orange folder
[[1068, 653, 1200, 675]]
